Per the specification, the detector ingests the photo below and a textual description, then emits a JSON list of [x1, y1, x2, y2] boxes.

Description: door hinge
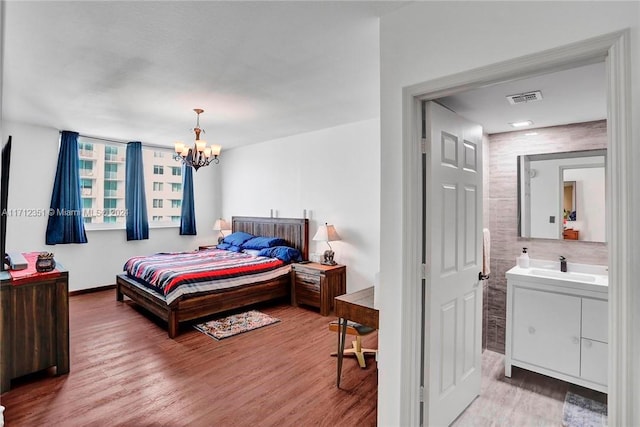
[[419, 386, 425, 402], [421, 263, 428, 280], [421, 138, 427, 154]]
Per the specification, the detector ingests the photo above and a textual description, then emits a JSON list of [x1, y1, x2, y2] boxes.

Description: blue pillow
[[216, 242, 232, 250], [242, 236, 288, 250], [228, 245, 243, 252], [258, 246, 302, 263], [222, 231, 254, 247]]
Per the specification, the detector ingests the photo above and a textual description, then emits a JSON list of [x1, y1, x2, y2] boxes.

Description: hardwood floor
[[1, 289, 607, 427], [1, 290, 378, 426]]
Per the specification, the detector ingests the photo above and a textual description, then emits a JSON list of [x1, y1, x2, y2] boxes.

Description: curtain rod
[[61, 131, 175, 151]]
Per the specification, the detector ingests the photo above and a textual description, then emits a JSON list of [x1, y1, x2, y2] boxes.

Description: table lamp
[[312, 223, 341, 265], [213, 218, 230, 243]]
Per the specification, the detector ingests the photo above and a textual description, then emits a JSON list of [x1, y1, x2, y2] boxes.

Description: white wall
[[220, 118, 380, 292], [380, 2, 639, 425], [2, 120, 221, 291], [529, 158, 562, 238], [563, 166, 605, 242]]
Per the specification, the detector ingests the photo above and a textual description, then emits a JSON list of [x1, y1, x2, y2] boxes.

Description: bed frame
[[116, 216, 309, 338]]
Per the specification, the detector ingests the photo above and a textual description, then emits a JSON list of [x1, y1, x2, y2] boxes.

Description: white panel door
[[423, 101, 483, 426]]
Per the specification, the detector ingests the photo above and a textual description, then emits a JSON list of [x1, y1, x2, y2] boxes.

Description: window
[[104, 181, 118, 197], [80, 178, 93, 196], [79, 142, 93, 151], [105, 146, 119, 161], [170, 166, 182, 176], [77, 137, 182, 229], [79, 159, 94, 176], [79, 142, 94, 157], [104, 163, 118, 179], [170, 199, 182, 208]]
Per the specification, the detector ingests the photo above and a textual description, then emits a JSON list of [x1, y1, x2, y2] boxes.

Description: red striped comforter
[[124, 249, 286, 301]]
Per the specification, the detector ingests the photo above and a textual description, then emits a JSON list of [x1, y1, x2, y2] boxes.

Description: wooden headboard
[[232, 216, 309, 261]]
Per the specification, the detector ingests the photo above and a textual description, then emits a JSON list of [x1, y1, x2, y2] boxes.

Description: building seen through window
[[78, 137, 183, 227]]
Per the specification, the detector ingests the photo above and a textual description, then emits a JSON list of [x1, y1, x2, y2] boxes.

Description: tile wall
[[484, 120, 608, 353]]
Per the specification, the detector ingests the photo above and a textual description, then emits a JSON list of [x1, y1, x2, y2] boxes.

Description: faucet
[[559, 256, 567, 272]]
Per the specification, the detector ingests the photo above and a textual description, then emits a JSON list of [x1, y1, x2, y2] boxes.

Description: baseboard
[[69, 284, 116, 297]]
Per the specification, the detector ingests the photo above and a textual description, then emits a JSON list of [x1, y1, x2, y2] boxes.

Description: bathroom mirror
[[517, 149, 606, 242]]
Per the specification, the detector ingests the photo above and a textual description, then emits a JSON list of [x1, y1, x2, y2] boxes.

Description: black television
[[1, 136, 11, 271]]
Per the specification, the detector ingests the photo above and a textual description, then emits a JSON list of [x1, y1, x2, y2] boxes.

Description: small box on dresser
[[291, 263, 346, 316]]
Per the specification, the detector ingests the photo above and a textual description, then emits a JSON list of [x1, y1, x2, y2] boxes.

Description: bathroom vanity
[[505, 260, 608, 393]]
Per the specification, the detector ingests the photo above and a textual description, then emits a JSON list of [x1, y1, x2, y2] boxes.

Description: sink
[[506, 259, 608, 291], [529, 269, 597, 282]]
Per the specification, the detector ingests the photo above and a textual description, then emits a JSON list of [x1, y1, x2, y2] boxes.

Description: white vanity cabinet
[[505, 264, 608, 393]]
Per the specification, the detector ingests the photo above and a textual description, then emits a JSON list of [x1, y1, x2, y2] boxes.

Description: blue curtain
[[125, 141, 149, 240], [180, 164, 197, 235], [46, 131, 88, 245]]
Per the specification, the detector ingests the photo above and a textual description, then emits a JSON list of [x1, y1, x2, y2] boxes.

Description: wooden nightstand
[[291, 263, 346, 316]]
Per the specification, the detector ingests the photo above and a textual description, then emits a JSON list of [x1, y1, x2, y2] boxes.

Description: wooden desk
[[334, 286, 378, 387]]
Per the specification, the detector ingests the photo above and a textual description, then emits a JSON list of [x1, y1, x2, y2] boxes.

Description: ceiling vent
[[506, 90, 543, 105]]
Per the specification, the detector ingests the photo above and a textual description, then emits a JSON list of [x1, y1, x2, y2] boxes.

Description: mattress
[[124, 248, 291, 305]]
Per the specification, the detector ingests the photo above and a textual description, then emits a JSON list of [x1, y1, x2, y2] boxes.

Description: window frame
[[77, 136, 183, 231]]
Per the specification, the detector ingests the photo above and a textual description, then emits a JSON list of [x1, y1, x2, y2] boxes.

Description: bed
[[116, 216, 309, 338]]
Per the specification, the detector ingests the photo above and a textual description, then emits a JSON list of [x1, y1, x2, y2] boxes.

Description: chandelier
[[173, 108, 221, 171]]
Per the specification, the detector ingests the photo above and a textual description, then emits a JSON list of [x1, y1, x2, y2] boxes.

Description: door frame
[[399, 30, 631, 426]]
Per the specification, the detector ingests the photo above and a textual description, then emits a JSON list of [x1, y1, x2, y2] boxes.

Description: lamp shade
[[213, 218, 229, 231], [312, 223, 341, 242]]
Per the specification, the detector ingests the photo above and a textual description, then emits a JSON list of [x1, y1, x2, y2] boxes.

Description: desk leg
[[336, 317, 347, 387]]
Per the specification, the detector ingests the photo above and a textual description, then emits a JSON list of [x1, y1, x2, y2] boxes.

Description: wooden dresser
[[291, 263, 346, 316], [0, 267, 69, 393]]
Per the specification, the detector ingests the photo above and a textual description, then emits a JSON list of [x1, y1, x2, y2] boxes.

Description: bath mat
[[194, 310, 280, 340], [562, 391, 607, 427]]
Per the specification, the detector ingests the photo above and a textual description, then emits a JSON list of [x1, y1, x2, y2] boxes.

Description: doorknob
[[478, 271, 490, 281]]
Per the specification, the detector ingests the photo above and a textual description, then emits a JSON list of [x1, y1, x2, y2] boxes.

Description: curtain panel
[[45, 130, 88, 245], [125, 141, 149, 240], [180, 164, 196, 235]]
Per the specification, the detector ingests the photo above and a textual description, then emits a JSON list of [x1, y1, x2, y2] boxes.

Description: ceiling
[[438, 61, 606, 135], [2, 2, 606, 150], [2, 1, 406, 149]]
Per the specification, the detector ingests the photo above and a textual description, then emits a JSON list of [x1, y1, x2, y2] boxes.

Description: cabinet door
[[12, 284, 58, 378], [582, 298, 608, 343], [512, 287, 581, 376], [581, 338, 607, 386]]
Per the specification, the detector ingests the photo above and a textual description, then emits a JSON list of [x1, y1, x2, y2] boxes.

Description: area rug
[[562, 391, 608, 427], [194, 310, 280, 340]]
